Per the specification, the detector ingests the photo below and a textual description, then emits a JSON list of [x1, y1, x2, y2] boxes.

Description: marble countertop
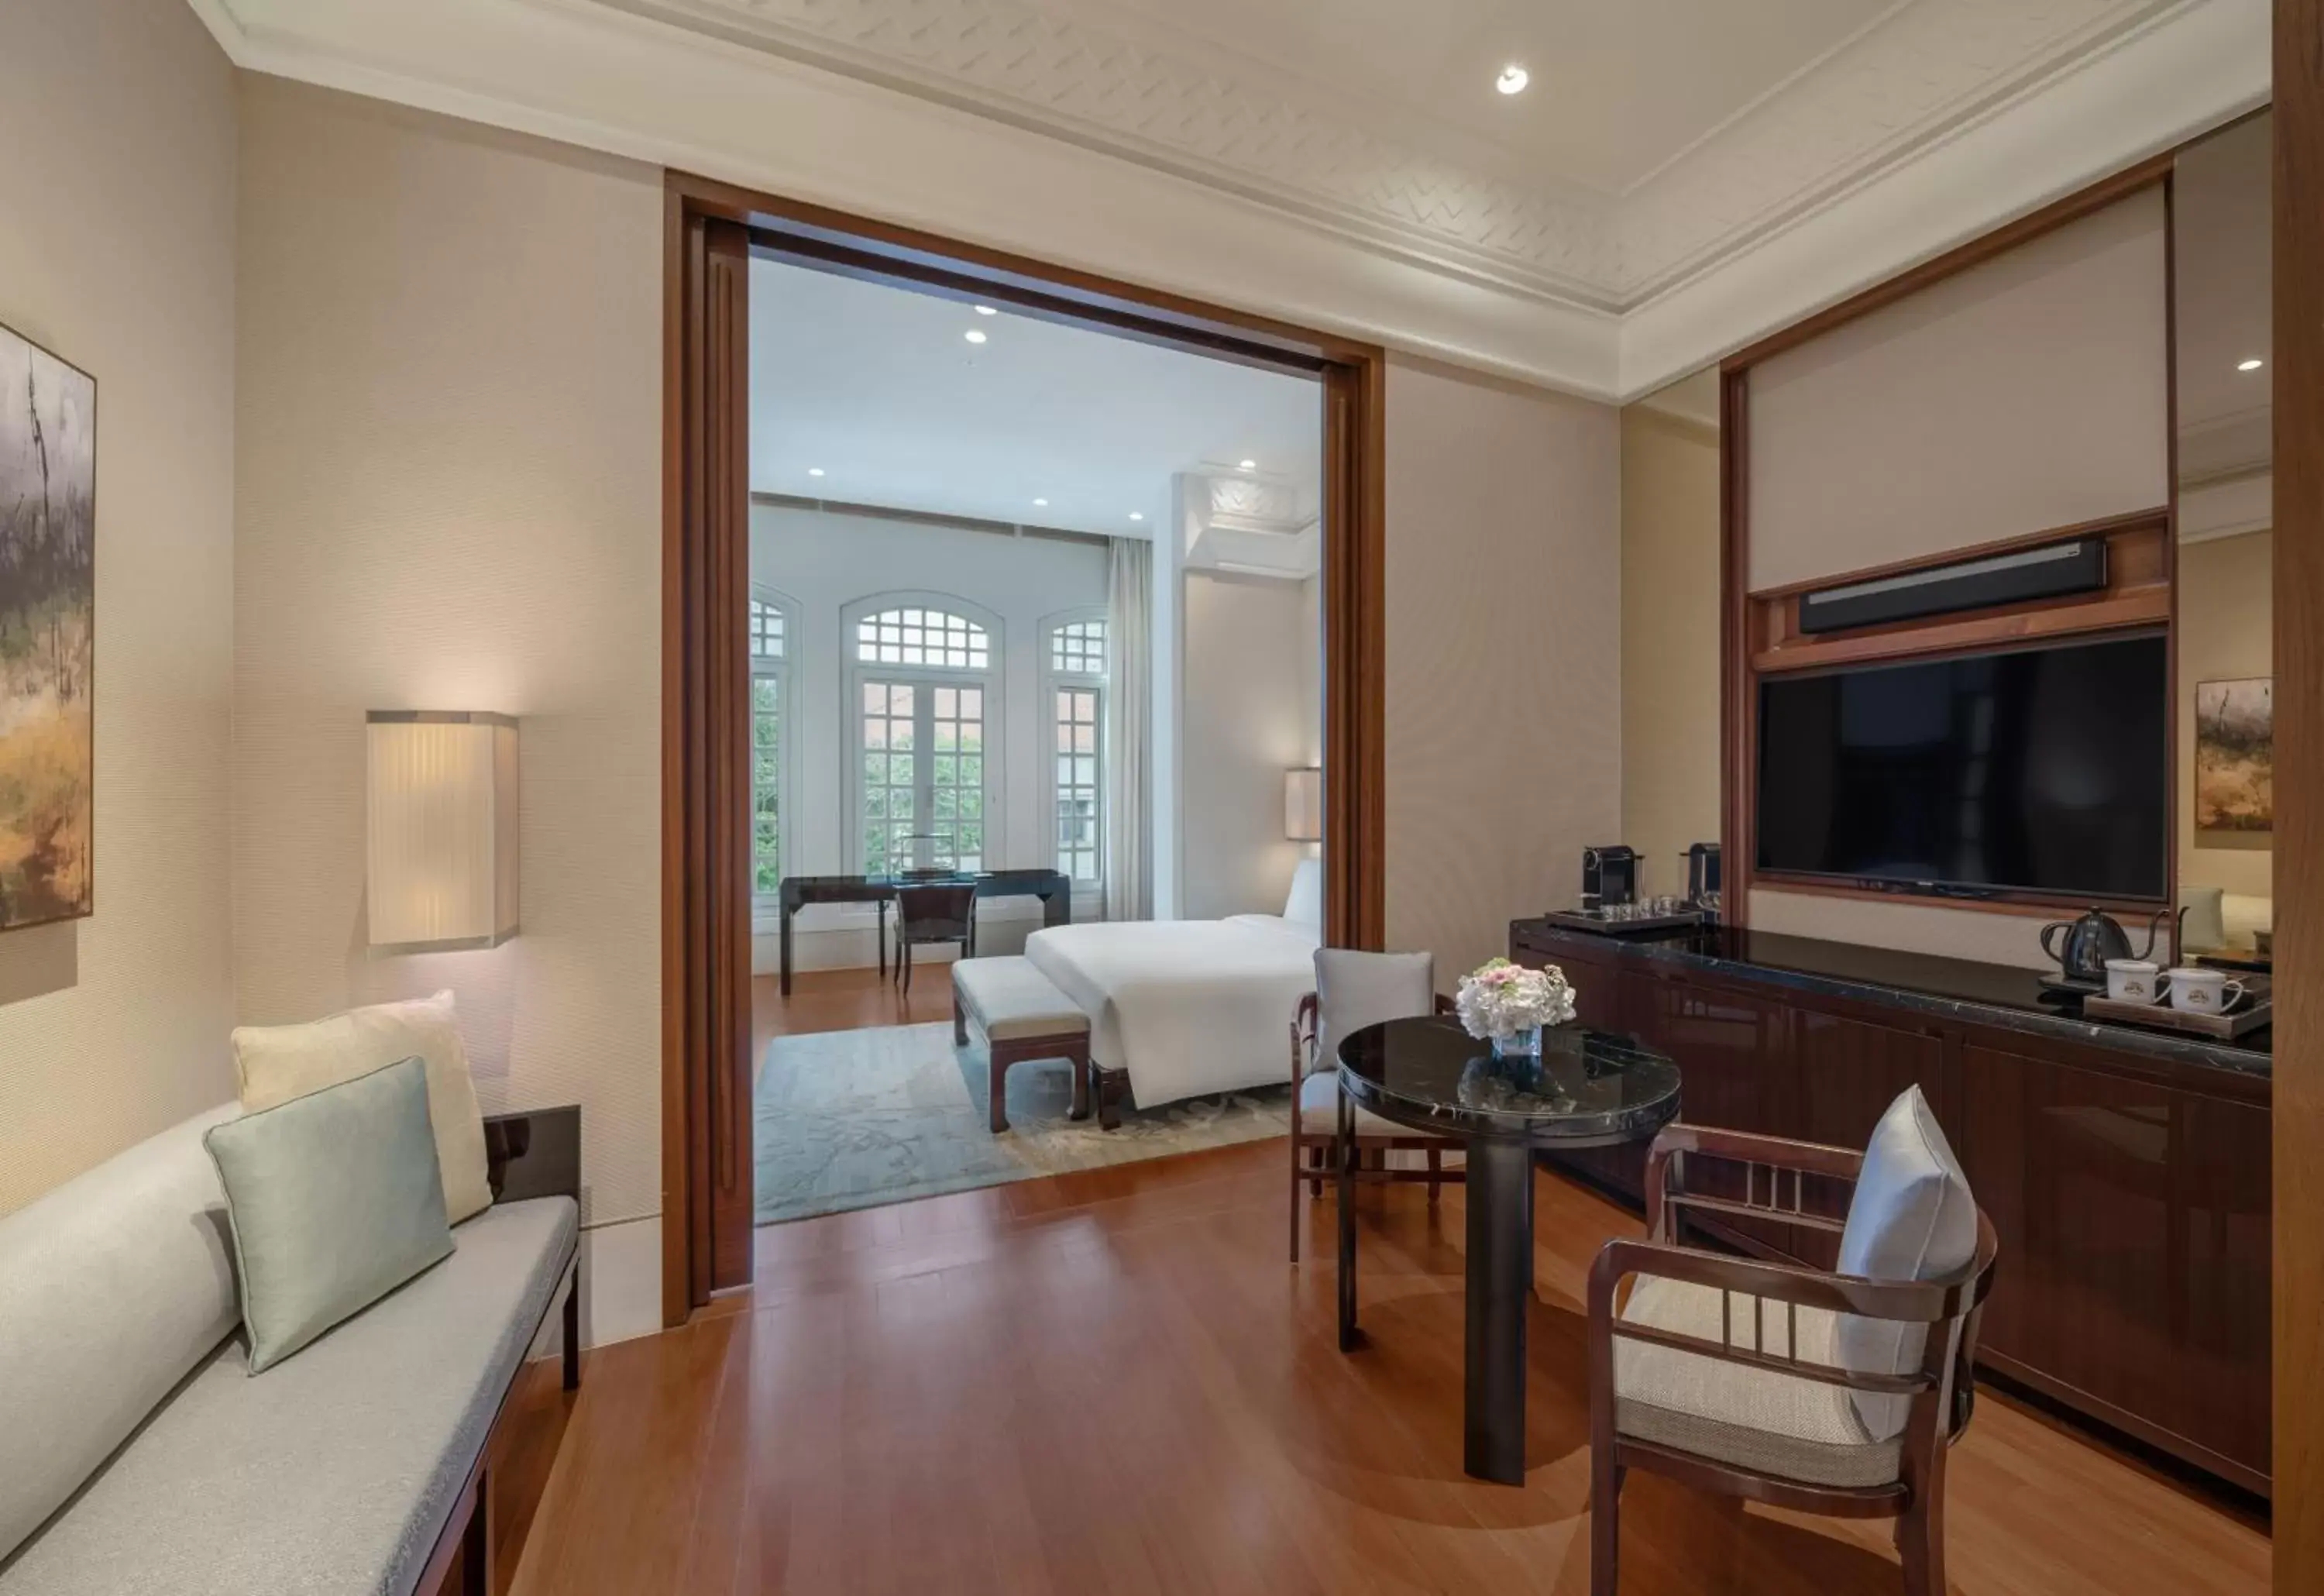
[[1511, 920, 2271, 1081]]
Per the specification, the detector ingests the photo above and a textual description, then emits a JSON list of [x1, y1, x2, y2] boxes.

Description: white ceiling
[[748, 256, 1322, 537], [1078, 0, 1899, 197]]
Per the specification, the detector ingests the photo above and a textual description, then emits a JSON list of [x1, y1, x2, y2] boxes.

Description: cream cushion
[[232, 990, 493, 1223], [1614, 1276, 1900, 1489], [1834, 1085, 1976, 1439], [953, 956, 1090, 1042], [1296, 1071, 1451, 1140]]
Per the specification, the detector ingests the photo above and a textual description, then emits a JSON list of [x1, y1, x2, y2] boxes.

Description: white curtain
[[1105, 537, 1153, 921]]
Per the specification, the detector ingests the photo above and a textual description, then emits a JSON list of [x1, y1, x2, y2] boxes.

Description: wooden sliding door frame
[[662, 172, 1388, 1325]]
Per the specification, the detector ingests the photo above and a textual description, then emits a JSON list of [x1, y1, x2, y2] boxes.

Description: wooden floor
[[751, 967, 954, 1057], [501, 1139, 2269, 1595]]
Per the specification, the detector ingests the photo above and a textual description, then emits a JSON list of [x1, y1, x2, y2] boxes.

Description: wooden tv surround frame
[[1719, 156, 2182, 926]]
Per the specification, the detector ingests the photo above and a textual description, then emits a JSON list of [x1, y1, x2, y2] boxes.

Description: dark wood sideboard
[[1511, 920, 2272, 1496]]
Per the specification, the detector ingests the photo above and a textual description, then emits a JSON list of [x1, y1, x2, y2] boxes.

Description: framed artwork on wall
[[2195, 676, 2273, 836], [0, 319, 96, 931]]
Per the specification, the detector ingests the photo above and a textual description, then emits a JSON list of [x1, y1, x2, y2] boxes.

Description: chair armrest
[[1432, 991, 1457, 1016], [484, 1106, 581, 1205], [1643, 1122, 1864, 1244], [1588, 1237, 1951, 1398]]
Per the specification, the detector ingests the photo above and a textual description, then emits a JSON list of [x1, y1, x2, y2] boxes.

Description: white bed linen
[[1023, 915, 1322, 1106]]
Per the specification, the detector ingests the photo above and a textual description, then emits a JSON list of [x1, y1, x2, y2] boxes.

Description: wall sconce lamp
[[1284, 767, 1322, 844], [366, 711, 520, 952]]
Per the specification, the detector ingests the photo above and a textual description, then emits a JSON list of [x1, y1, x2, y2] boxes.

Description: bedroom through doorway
[[746, 242, 1331, 1227]]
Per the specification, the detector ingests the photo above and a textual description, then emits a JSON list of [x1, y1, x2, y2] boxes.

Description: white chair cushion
[[1312, 948, 1434, 1078], [1614, 1276, 1900, 1489], [1835, 1085, 1977, 1439], [953, 956, 1090, 1042], [1296, 1072, 1450, 1140]]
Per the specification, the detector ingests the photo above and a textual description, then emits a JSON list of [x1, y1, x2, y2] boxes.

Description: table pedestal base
[[1463, 1138, 1534, 1484]]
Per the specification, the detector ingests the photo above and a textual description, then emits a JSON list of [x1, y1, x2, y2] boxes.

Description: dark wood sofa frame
[[1587, 1123, 1999, 1596], [414, 1106, 584, 1596]]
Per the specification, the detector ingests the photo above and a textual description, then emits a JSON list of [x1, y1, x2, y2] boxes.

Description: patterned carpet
[[753, 1021, 1292, 1225]]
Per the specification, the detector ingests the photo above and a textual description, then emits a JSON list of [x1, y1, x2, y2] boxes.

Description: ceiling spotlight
[[974, 304, 999, 316], [2238, 357, 2264, 372], [964, 328, 988, 345], [807, 467, 825, 477], [1033, 497, 1049, 507], [1239, 459, 1257, 470], [1129, 511, 1145, 522], [1496, 64, 1529, 96]]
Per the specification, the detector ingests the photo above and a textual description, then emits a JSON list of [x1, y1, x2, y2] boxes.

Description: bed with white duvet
[[1022, 862, 1322, 1107]]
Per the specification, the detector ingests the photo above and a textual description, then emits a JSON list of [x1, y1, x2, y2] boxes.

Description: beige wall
[[1384, 356, 1621, 982], [1619, 406, 1722, 901], [232, 79, 664, 1227], [1181, 572, 1311, 920], [0, 0, 239, 1216], [2180, 529, 2274, 901]]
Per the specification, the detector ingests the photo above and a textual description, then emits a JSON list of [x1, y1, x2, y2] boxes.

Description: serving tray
[[2084, 975, 2272, 1040]]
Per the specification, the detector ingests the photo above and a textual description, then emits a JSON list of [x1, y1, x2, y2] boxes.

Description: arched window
[[1041, 611, 1107, 889], [844, 595, 1002, 875], [749, 588, 796, 896]]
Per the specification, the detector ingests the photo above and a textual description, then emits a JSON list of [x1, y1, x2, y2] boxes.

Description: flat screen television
[[1756, 633, 2169, 902]]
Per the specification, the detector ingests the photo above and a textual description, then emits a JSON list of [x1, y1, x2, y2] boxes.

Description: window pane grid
[[862, 677, 985, 875], [749, 598, 786, 661], [856, 606, 988, 670], [1054, 684, 1102, 886], [1049, 617, 1105, 678]]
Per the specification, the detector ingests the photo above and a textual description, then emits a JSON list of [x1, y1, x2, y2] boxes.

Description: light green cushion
[[203, 1056, 454, 1374]]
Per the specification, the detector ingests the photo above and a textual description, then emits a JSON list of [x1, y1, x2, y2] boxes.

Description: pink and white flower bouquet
[[1453, 957, 1576, 1045]]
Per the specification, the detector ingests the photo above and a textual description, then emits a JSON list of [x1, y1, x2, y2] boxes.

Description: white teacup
[[2105, 958, 2163, 1004], [2166, 967, 2246, 1015]]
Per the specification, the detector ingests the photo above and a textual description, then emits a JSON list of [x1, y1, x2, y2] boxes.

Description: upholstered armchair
[[1587, 1088, 1998, 1596], [1287, 948, 1462, 1262]]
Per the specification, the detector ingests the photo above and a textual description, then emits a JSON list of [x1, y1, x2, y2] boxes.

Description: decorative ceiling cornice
[[596, 0, 2199, 311]]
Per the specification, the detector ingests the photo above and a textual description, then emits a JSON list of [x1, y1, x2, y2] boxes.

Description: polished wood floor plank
[[515, 1140, 2267, 1595]]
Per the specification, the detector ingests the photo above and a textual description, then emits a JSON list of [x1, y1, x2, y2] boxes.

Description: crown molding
[[195, 0, 2266, 403]]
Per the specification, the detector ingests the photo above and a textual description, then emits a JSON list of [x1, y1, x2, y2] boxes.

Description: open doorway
[[662, 185, 1384, 1317], [746, 254, 1328, 1223]]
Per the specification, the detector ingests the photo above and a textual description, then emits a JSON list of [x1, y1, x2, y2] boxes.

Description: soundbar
[[1797, 538, 2108, 635]]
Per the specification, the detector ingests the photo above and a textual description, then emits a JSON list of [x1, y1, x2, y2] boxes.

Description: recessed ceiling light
[[964, 328, 988, 345], [1496, 64, 1529, 96], [974, 304, 999, 316], [807, 467, 825, 477], [2238, 357, 2264, 372], [1129, 511, 1145, 521], [1033, 497, 1049, 507], [1239, 459, 1257, 470]]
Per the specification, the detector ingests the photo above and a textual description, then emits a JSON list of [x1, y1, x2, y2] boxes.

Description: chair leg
[[561, 1257, 581, 1391], [1289, 1133, 1303, 1264], [901, 940, 913, 997], [1308, 1143, 1325, 1199], [1590, 1452, 1624, 1596], [1427, 1144, 1443, 1202], [1897, 1483, 1945, 1596]]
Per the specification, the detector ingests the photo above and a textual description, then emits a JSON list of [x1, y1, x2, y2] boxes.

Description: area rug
[[754, 1022, 1291, 1225]]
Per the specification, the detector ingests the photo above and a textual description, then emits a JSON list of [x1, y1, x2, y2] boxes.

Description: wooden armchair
[[1587, 1121, 1999, 1596], [1287, 954, 1463, 1263]]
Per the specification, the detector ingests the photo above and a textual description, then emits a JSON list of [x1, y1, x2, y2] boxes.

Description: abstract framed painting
[[0, 319, 95, 931], [2194, 676, 2273, 836]]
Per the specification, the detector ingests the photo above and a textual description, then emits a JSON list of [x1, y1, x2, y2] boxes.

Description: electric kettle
[[2038, 906, 2168, 985]]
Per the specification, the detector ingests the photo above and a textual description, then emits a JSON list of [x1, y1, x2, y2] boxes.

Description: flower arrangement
[[1454, 958, 1576, 1045]]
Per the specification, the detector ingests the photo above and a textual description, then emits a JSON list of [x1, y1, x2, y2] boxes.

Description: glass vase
[[1491, 1026, 1543, 1061]]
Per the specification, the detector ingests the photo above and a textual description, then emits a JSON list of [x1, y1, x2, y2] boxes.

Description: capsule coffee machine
[[1580, 844, 1638, 910]]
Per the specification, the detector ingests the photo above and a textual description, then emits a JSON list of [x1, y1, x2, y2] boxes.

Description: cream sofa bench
[[0, 1104, 581, 1596], [952, 955, 1103, 1131]]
